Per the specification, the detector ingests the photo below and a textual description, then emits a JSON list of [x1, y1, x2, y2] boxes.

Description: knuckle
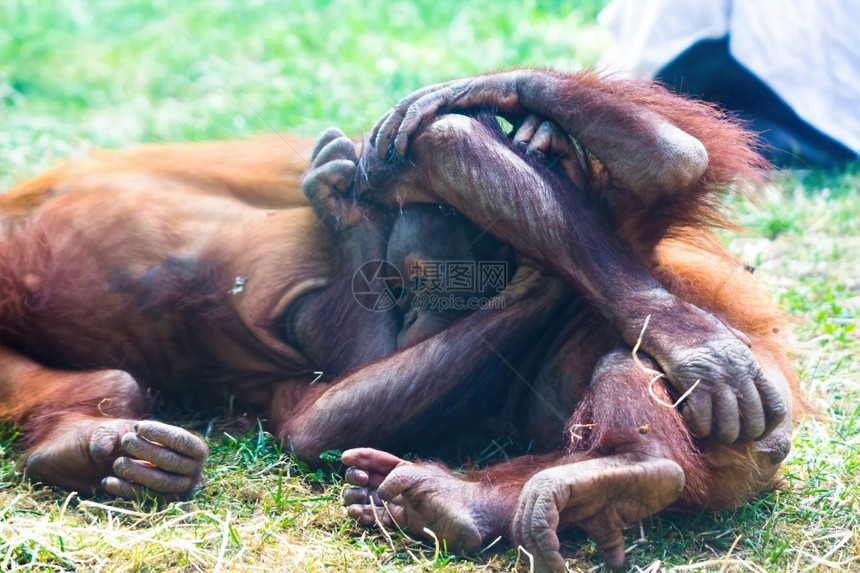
[[120, 431, 139, 449], [343, 467, 365, 485], [758, 432, 792, 463], [193, 439, 209, 460], [342, 487, 364, 504], [89, 427, 123, 461], [769, 401, 788, 424], [112, 456, 133, 476], [318, 126, 343, 140], [394, 93, 414, 109]]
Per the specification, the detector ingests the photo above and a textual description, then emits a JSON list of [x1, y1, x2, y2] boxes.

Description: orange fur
[[0, 72, 803, 563], [0, 137, 313, 220]]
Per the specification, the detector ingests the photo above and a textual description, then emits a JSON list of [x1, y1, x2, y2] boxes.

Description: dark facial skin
[[386, 204, 515, 348]]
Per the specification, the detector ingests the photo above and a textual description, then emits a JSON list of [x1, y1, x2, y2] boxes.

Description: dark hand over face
[[367, 70, 787, 443]]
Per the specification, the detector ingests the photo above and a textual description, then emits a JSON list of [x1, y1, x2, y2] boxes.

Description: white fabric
[[598, 0, 860, 153]]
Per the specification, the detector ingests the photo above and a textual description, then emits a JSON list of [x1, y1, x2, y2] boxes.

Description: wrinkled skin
[[0, 69, 797, 570], [341, 345, 792, 572], [4, 363, 209, 498], [326, 70, 797, 571], [26, 417, 208, 499], [367, 69, 786, 444], [343, 448, 685, 572], [305, 128, 516, 349]]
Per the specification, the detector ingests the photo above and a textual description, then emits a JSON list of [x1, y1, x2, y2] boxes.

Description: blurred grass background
[[1, 1, 858, 571], [0, 0, 607, 187]]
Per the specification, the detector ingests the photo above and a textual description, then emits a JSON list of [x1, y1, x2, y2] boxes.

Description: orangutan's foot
[[513, 454, 684, 572], [342, 447, 501, 553]]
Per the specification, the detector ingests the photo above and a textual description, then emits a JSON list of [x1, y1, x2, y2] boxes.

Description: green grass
[[1, 1, 858, 571], [0, 0, 608, 187]]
